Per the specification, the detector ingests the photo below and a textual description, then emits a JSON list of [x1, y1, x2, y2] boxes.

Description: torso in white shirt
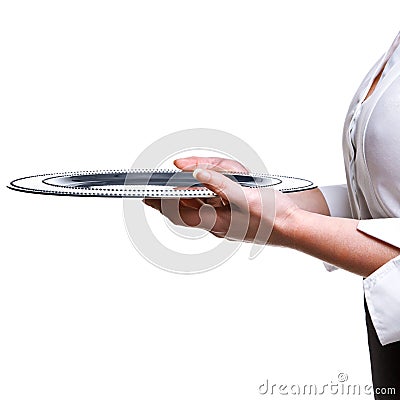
[[343, 32, 400, 219]]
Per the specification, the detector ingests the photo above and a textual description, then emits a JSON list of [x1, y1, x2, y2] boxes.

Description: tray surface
[[8, 169, 316, 198]]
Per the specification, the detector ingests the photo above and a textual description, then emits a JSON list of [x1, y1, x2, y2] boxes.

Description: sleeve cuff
[[357, 218, 400, 249], [364, 255, 400, 345], [319, 184, 352, 219]]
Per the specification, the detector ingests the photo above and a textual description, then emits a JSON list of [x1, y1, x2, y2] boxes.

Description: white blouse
[[319, 31, 400, 346]]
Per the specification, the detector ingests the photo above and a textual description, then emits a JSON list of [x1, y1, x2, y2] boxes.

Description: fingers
[[174, 156, 248, 173], [143, 198, 202, 227], [192, 169, 249, 209], [201, 196, 227, 208], [144, 198, 205, 211], [143, 198, 220, 230], [179, 198, 205, 210], [143, 198, 161, 211]]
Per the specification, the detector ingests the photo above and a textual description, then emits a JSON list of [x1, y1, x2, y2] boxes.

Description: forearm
[[287, 188, 330, 216], [280, 209, 400, 277]]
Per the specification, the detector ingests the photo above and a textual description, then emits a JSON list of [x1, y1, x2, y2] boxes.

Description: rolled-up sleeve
[[358, 218, 400, 345], [319, 185, 353, 271], [319, 184, 353, 219], [313, 187, 400, 344]]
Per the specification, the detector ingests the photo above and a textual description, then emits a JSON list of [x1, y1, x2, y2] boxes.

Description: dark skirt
[[365, 298, 400, 399]]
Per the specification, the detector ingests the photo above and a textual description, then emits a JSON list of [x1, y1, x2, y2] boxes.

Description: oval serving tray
[[7, 169, 316, 198]]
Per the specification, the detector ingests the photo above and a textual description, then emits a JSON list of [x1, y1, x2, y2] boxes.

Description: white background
[[1, 1, 398, 399]]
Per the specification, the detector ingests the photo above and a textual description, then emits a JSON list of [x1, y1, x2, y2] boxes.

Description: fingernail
[[193, 168, 211, 182]]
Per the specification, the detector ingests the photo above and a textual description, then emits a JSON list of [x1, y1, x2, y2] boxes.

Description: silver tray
[[7, 169, 316, 198]]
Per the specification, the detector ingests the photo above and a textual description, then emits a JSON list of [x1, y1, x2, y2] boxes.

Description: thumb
[[193, 168, 248, 208]]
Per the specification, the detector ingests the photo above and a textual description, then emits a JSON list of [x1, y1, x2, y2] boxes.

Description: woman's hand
[[144, 156, 300, 246], [144, 156, 400, 275], [142, 156, 400, 276]]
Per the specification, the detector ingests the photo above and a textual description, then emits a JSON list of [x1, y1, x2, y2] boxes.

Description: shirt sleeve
[[318, 185, 353, 271], [358, 218, 400, 345], [319, 184, 353, 219], [315, 187, 400, 344]]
